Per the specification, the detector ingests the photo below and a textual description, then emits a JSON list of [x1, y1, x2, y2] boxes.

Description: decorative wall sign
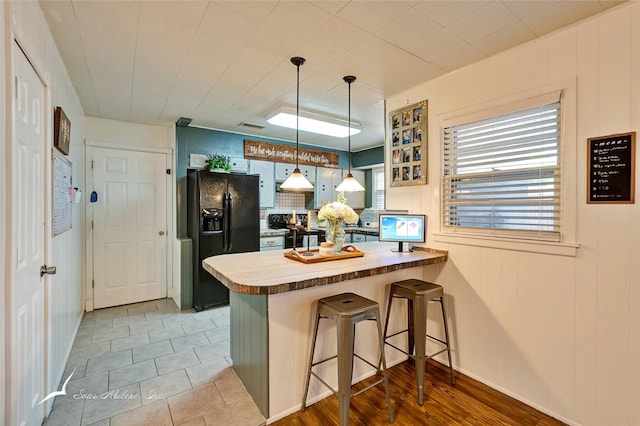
[[54, 106, 71, 155], [388, 100, 427, 187], [52, 149, 73, 236], [587, 132, 635, 204], [244, 139, 339, 168]]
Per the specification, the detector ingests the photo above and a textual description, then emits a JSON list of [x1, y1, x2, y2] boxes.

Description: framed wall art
[[54, 106, 71, 155], [587, 131, 635, 204], [388, 100, 427, 187]]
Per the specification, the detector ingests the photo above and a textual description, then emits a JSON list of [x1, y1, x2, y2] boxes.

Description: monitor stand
[[391, 242, 413, 253]]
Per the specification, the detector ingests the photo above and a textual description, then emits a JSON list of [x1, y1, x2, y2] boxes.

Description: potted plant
[[206, 154, 231, 173]]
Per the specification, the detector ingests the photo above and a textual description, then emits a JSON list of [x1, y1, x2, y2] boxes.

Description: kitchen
[[2, 2, 639, 426]]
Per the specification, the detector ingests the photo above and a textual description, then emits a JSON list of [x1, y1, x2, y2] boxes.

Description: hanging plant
[[206, 154, 231, 172]]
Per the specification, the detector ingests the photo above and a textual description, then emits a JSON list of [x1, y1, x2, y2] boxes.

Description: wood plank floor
[[272, 360, 566, 425]]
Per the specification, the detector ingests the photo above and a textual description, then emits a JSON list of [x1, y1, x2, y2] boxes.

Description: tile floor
[[43, 298, 266, 426]]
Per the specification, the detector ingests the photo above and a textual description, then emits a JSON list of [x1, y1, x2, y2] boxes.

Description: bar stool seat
[[301, 292, 394, 426], [381, 279, 455, 405]]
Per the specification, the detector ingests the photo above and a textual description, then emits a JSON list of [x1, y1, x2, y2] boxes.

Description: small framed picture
[[392, 149, 400, 164], [391, 113, 401, 129], [402, 166, 411, 181], [392, 132, 400, 146], [402, 111, 411, 126], [413, 107, 422, 124], [402, 148, 411, 163], [54, 106, 71, 155], [413, 146, 422, 161], [402, 129, 411, 144], [413, 127, 422, 142], [413, 165, 421, 180]]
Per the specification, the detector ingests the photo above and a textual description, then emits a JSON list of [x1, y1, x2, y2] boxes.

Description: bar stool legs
[[301, 292, 394, 425], [381, 279, 455, 406]]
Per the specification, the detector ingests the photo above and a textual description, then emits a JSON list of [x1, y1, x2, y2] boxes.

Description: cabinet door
[[302, 234, 318, 247], [315, 167, 342, 208], [230, 157, 248, 173], [275, 163, 294, 181], [249, 160, 275, 208], [351, 233, 366, 243], [276, 163, 316, 183], [299, 165, 316, 183], [260, 235, 284, 251]]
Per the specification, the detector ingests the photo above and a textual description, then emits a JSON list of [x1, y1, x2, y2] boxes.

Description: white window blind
[[373, 169, 385, 209], [442, 93, 561, 241]]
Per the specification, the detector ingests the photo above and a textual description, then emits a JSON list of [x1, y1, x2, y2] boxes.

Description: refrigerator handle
[[222, 192, 228, 252], [226, 192, 233, 252]]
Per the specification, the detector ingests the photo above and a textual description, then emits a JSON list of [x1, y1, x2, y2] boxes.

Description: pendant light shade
[[280, 57, 314, 191], [336, 75, 365, 192]]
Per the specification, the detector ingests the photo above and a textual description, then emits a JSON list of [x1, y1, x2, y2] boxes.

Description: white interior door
[[10, 40, 46, 426], [92, 147, 168, 309]]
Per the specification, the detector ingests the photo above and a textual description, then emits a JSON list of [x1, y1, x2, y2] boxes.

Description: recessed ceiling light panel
[[266, 106, 361, 138]]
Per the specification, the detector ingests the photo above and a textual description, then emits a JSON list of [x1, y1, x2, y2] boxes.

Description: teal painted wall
[[352, 146, 383, 168], [176, 126, 350, 238]]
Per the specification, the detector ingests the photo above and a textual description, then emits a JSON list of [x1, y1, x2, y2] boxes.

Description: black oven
[[285, 229, 325, 249], [268, 214, 325, 249]]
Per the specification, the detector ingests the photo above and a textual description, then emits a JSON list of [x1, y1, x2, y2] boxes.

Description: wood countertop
[[202, 242, 447, 296]]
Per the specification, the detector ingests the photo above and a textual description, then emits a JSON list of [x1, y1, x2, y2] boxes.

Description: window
[[373, 168, 385, 209], [442, 92, 561, 242]]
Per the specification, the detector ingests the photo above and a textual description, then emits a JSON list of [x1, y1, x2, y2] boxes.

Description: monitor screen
[[379, 214, 426, 251]]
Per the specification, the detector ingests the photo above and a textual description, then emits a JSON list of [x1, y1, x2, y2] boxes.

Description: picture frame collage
[[389, 100, 427, 187]]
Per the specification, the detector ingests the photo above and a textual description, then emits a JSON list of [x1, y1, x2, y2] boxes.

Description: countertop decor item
[[317, 192, 359, 251], [284, 245, 364, 263]]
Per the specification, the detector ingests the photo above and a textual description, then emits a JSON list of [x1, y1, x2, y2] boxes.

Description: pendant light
[[336, 75, 365, 192], [280, 57, 314, 190]]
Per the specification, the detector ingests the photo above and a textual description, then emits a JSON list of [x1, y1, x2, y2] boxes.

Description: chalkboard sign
[[587, 132, 635, 204]]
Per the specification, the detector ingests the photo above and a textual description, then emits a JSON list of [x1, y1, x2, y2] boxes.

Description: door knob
[[159, 231, 165, 236], [40, 265, 57, 277]]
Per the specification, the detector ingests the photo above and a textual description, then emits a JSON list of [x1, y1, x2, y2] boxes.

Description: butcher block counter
[[202, 242, 448, 422]]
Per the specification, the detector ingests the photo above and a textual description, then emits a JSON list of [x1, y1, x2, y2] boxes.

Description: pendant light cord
[[296, 61, 300, 168], [343, 75, 356, 176], [347, 78, 351, 174]]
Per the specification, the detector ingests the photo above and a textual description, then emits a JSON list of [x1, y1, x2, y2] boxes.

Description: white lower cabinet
[[350, 233, 366, 243], [260, 235, 284, 251], [303, 235, 318, 247]]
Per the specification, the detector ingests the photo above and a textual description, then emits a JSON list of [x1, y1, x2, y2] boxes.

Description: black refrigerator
[[187, 169, 260, 311]]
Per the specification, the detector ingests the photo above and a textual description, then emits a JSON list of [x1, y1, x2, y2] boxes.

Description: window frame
[[433, 81, 578, 257], [371, 167, 385, 209]]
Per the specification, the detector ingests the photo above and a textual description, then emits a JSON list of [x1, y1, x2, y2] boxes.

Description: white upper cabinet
[[315, 167, 343, 208], [275, 163, 316, 184], [249, 160, 275, 208]]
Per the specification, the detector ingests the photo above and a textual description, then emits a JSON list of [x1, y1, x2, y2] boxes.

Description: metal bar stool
[[301, 292, 395, 426], [381, 279, 455, 405]]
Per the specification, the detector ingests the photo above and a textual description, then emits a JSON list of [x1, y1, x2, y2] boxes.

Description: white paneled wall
[[388, 3, 640, 425], [8, 0, 86, 418], [0, 3, 6, 423]]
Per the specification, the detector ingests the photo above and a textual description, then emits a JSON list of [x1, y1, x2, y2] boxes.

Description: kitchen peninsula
[[202, 242, 448, 422]]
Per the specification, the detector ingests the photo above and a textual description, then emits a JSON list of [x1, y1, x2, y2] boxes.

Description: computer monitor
[[379, 214, 427, 252]]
